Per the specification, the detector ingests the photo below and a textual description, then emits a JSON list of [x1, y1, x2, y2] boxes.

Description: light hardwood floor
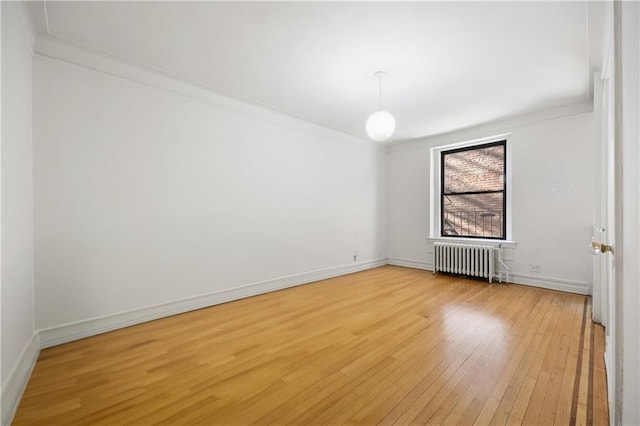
[[14, 266, 608, 425]]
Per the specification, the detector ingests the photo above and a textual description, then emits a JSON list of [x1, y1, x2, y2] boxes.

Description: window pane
[[442, 193, 504, 238], [443, 145, 504, 193]]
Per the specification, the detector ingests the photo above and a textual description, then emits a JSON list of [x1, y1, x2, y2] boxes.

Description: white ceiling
[[40, 1, 593, 142]]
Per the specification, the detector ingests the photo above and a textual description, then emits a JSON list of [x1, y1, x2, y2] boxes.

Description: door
[[592, 68, 616, 329], [591, 33, 617, 425]]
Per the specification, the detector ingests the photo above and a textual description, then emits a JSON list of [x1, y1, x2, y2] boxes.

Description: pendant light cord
[[379, 75, 383, 111]]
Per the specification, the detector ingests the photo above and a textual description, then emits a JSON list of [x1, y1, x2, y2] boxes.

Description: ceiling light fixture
[[366, 71, 396, 142]]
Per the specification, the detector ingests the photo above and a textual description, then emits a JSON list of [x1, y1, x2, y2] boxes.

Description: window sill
[[426, 237, 517, 248]]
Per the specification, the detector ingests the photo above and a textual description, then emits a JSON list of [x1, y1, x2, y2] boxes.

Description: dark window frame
[[440, 140, 507, 240]]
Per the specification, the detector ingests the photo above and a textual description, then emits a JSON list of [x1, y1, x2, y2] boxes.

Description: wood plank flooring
[[13, 266, 609, 425]]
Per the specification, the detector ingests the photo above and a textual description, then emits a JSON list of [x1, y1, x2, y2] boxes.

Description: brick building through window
[[441, 140, 506, 239]]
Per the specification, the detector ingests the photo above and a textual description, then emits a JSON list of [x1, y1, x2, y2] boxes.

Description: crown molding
[[33, 34, 383, 152], [16, 0, 48, 53], [388, 98, 594, 152]]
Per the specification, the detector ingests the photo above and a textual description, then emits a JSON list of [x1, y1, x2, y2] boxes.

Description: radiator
[[433, 242, 497, 283]]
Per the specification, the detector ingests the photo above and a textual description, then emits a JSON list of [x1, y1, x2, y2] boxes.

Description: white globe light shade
[[366, 110, 396, 142]]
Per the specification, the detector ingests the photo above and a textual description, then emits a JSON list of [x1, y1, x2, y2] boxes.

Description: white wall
[[387, 106, 595, 294], [32, 53, 386, 339], [1, 1, 38, 423]]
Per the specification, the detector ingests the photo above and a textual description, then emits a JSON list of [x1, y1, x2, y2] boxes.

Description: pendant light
[[366, 71, 396, 142]]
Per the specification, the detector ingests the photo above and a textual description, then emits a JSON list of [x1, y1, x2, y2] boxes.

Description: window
[[440, 140, 506, 239]]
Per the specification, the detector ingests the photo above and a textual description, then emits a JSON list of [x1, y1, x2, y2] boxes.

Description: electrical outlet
[[530, 264, 542, 273], [353, 252, 358, 262]]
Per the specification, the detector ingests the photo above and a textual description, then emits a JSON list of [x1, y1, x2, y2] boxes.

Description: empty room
[[2, 1, 639, 425]]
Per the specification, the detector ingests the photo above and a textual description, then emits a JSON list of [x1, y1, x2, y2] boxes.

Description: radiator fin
[[433, 242, 496, 283]]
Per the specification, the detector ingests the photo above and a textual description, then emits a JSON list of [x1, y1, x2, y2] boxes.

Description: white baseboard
[[39, 258, 386, 348], [386, 258, 589, 295], [2, 259, 590, 424], [2, 333, 40, 426], [387, 257, 433, 271], [509, 272, 590, 295]]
